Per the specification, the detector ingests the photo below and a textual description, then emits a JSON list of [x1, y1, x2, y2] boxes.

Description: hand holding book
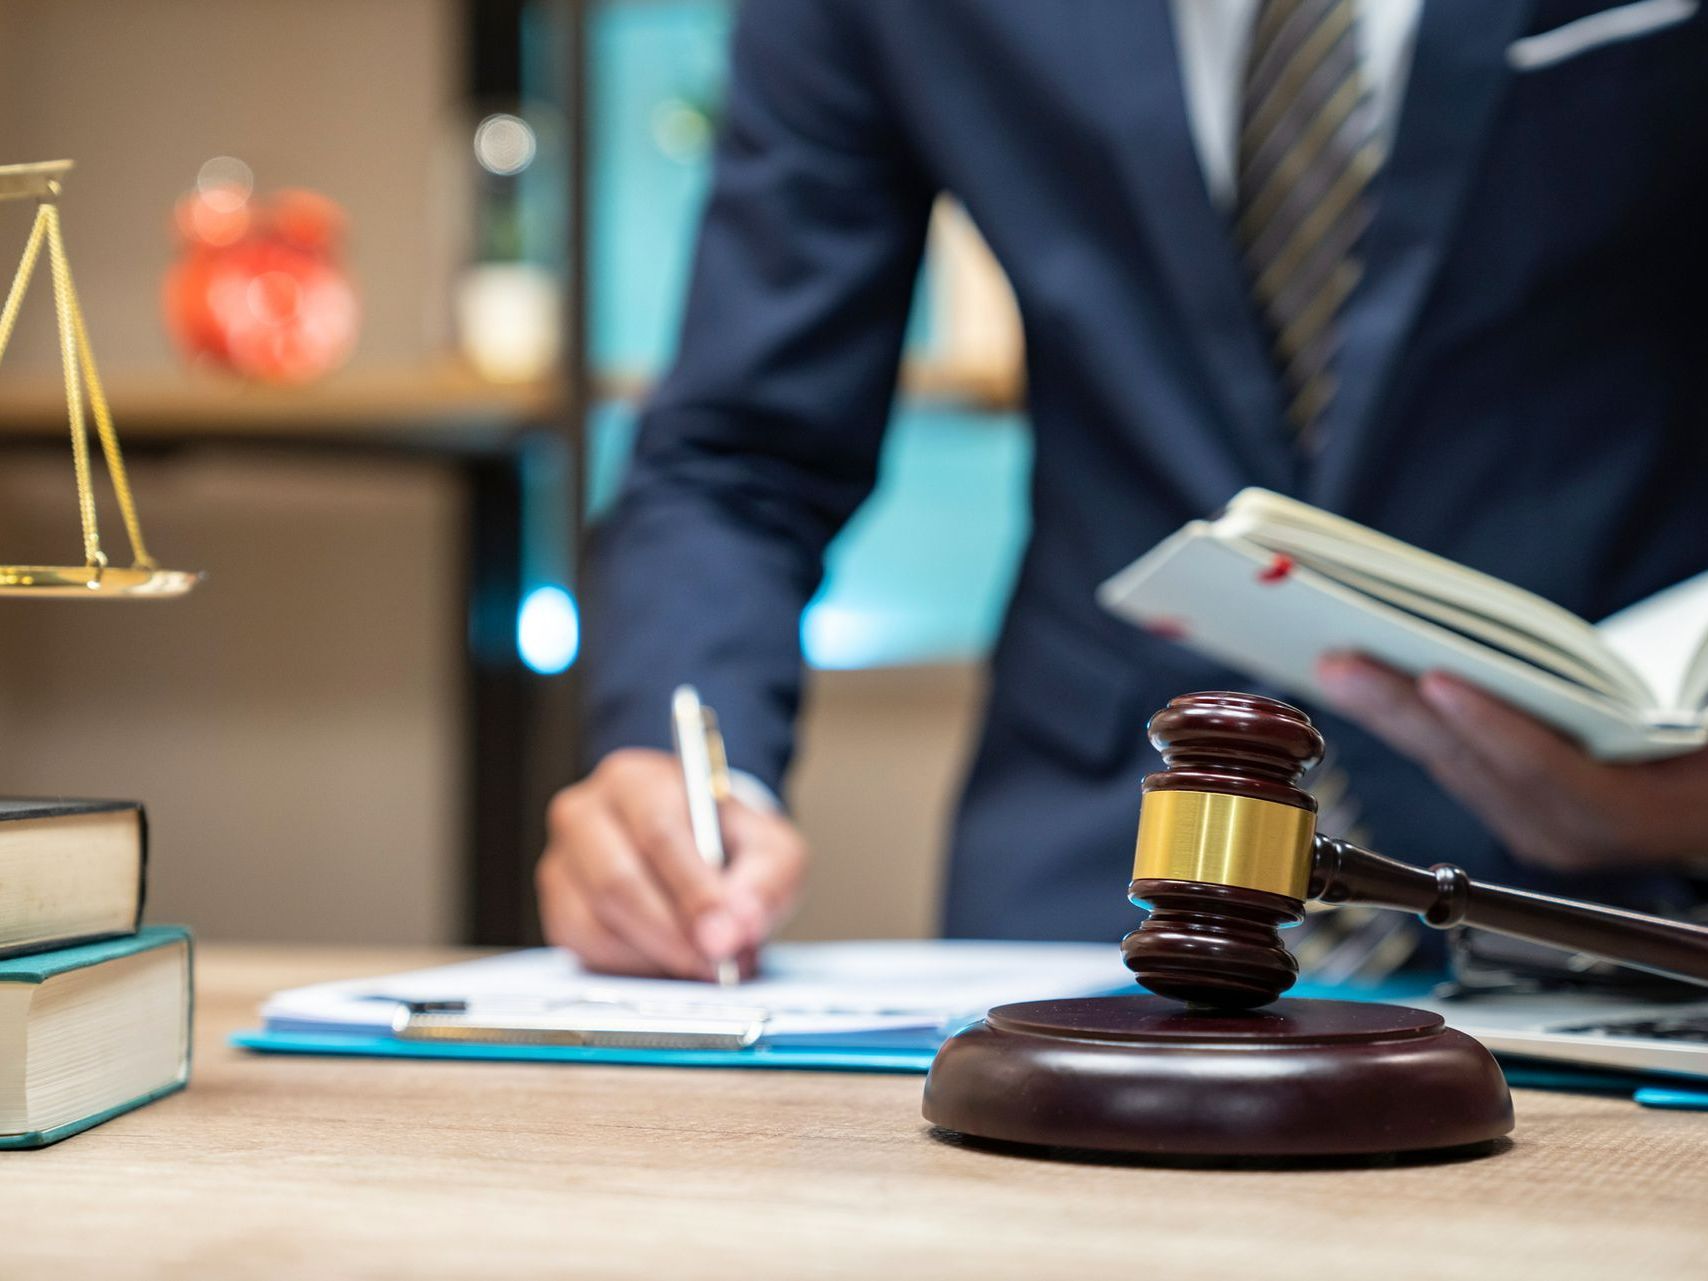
[[1099, 488, 1708, 762], [1318, 654, 1708, 876]]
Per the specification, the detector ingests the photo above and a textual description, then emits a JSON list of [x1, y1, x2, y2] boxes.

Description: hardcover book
[[0, 799, 146, 959], [0, 926, 192, 1149]]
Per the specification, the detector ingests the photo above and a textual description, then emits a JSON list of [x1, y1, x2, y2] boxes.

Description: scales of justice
[[924, 692, 1708, 1160], [0, 160, 196, 599]]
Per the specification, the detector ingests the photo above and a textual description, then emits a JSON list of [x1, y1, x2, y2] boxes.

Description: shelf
[[0, 363, 569, 445], [898, 359, 1023, 412], [0, 356, 1021, 450], [597, 358, 1024, 414]]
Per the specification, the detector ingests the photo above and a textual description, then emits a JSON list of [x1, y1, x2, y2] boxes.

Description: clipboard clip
[[391, 1000, 768, 1051]]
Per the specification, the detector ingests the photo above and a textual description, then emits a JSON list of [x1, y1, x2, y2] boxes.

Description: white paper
[[1597, 568, 1708, 714], [261, 940, 1131, 1041]]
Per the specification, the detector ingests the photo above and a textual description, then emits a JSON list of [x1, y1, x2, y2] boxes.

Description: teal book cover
[[0, 925, 193, 1150]]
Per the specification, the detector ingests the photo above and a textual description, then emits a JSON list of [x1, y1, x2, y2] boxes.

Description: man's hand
[[1316, 654, 1708, 875], [536, 749, 808, 978]]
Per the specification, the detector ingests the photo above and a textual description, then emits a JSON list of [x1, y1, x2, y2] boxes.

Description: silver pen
[[671, 684, 740, 986]]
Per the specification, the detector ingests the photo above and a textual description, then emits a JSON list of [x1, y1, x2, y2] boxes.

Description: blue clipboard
[[230, 1027, 940, 1073]]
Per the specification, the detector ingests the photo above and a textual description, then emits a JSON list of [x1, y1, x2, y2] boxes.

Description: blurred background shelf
[[0, 365, 564, 443], [0, 358, 1018, 441], [596, 359, 1023, 414], [0, 0, 1029, 949]]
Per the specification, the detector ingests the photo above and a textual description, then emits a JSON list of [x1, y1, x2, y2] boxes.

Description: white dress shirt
[[1168, 0, 1424, 208]]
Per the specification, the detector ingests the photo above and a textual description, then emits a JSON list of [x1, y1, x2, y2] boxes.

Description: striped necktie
[[1236, 0, 1383, 444]]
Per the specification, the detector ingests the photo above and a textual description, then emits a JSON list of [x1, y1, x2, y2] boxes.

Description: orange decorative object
[[163, 177, 358, 384]]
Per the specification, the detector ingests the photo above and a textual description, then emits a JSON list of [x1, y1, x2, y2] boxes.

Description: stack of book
[[0, 799, 191, 1149]]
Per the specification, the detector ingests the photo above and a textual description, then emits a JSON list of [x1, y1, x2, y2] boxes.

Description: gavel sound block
[[923, 692, 1708, 1158]]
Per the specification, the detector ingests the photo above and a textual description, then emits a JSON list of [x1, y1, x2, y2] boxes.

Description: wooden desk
[[3, 945, 1704, 1280]]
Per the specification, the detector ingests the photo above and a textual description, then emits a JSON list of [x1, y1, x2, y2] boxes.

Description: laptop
[[1294, 914, 1708, 1084], [1413, 928, 1708, 1083], [1416, 989, 1708, 1080]]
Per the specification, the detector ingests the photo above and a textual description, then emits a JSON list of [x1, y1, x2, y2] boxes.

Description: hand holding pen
[[536, 688, 808, 982]]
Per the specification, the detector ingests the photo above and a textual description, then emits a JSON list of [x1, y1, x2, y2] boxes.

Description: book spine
[[135, 804, 149, 934]]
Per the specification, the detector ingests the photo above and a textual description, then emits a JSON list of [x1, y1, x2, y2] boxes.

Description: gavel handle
[[1309, 834, 1708, 988]]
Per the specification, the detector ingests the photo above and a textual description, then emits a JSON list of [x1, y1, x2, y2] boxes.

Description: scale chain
[[43, 202, 104, 571], [52, 207, 155, 568], [0, 197, 155, 577]]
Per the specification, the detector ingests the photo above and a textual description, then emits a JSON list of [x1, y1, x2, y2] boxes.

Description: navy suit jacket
[[585, 0, 1708, 942]]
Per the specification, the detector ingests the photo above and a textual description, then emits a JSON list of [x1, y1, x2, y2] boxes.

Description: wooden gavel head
[[1122, 692, 1324, 1010]]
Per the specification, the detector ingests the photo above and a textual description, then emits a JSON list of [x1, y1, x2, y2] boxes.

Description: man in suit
[[537, 0, 1708, 979]]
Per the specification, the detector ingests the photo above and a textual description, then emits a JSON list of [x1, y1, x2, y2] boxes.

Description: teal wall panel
[[587, 403, 1031, 668], [581, 2, 1020, 669]]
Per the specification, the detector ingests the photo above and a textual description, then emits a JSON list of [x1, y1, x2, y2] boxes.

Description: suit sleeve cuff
[[728, 768, 782, 814]]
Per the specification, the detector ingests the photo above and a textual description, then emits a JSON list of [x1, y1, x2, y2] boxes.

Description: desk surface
[[2, 945, 1703, 1280]]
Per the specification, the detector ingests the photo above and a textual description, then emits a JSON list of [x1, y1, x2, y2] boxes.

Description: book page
[[1311, 563, 1637, 702], [1217, 490, 1651, 704], [1597, 569, 1708, 717]]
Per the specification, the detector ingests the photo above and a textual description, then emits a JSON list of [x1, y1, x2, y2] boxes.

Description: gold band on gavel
[[1132, 790, 1316, 900]]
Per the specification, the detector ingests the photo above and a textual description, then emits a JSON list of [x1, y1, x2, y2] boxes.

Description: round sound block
[[923, 995, 1513, 1158]]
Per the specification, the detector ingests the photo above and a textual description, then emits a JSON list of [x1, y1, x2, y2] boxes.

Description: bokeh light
[[650, 99, 713, 164], [196, 156, 254, 212], [517, 585, 580, 674], [473, 113, 537, 176]]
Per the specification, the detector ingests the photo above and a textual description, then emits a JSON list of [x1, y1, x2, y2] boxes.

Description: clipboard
[[390, 999, 767, 1050], [229, 1026, 943, 1073]]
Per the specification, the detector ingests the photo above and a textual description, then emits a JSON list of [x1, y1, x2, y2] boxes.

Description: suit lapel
[[1308, 0, 1537, 510], [1099, 1, 1293, 496]]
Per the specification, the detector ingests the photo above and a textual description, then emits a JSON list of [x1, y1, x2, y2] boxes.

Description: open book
[[1097, 489, 1708, 762]]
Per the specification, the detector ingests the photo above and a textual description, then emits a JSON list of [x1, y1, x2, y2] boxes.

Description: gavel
[[1124, 691, 1708, 1010]]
